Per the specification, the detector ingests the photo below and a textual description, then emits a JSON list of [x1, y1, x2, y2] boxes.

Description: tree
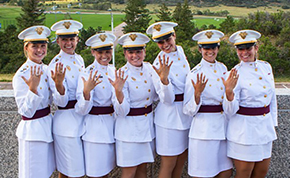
[[16, 0, 46, 31], [219, 15, 236, 34], [172, 0, 197, 44], [156, 3, 172, 21], [122, 0, 151, 33]]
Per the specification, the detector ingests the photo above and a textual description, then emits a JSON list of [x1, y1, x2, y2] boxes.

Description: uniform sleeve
[[112, 81, 130, 118], [222, 71, 240, 117], [183, 72, 202, 116], [13, 74, 44, 118], [151, 60, 175, 105], [47, 62, 69, 107], [75, 72, 93, 115]]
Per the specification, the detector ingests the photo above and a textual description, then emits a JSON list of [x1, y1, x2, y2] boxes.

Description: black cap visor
[[124, 46, 145, 51], [93, 46, 112, 51], [58, 34, 78, 38], [28, 40, 48, 44], [236, 43, 255, 50], [153, 32, 174, 43], [199, 43, 219, 49]]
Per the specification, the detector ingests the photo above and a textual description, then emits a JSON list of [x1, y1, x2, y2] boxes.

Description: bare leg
[[172, 149, 188, 178], [158, 155, 178, 178], [234, 159, 255, 178], [251, 158, 271, 178], [121, 166, 138, 178], [58, 172, 68, 178], [215, 169, 232, 178], [135, 163, 147, 178]]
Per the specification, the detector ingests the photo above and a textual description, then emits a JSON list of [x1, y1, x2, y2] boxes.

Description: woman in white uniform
[[75, 33, 116, 178], [48, 20, 85, 178], [146, 21, 192, 178], [110, 32, 157, 178], [13, 26, 55, 178], [223, 30, 277, 178], [183, 30, 233, 178]]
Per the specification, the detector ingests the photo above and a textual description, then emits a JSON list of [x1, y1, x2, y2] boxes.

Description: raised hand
[[51, 62, 66, 95], [222, 68, 239, 101], [152, 54, 173, 85], [82, 70, 102, 100], [109, 69, 128, 104], [191, 73, 208, 105], [21, 66, 42, 94]]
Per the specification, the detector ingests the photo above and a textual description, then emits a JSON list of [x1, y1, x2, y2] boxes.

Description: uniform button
[[183, 65, 186, 68], [217, 78, 220, 81], [176, 74, 178, 77], [214, 70, 217, 73], [221, 96, 224, 99], [220, 102, 222, 105], [40, 87, 42, 90], [140, 72, 143, 76], [263, 113, 266, 116], [148, 89, 151, 92], [45, 79, 48, 82], [264, 105, 267, 107], [255, 68, 258, 72], [145, 113, 147, 116], [146, 97, 149, 100], [136, 86, 138, 89], [73, 61, 76, 64], [263, 86, 266, 89], [144, 80, 147, 83], [125, 67, 128, 70], [79, 69, 81, 72], [210, 65, 213, 67], [72, 76, 74, 78], [145, 105, 147, 108], [221, 111, 223, 114], [259, 77, 262, 80], [178, 58, 180, 61], [264, 95, 267, 98], [209, 84, 212, 87], [110, 113, 113, 116], [103, 86, 105, 89], [221, 87, 223, 90], [249, 83, 252, 86]]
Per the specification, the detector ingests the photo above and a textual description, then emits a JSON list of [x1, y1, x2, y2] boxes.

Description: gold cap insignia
[[99, 34, 107, 42], [153, 24, 162, 32], [63, 22, 72, 29], [35, 27, 44, 35], [129, 34, 137, 41], [239, 32, 248, 39], [205, 31, 213, 39]]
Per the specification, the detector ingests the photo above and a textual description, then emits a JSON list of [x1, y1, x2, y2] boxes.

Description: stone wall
[[0, 95, 289, 178]]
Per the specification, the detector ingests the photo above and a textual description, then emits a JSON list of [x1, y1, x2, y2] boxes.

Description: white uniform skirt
[[53, 134, 85, 177], [83, 141, 116, 177], [156, 125, 189, 156], [18, 139, 55, 178], [227, 140, 272, 162], [116, 139, 155, 167], [188, 139, 233, 177]]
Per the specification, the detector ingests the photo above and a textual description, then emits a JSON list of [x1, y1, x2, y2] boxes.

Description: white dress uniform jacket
[[13, 59, 53, 142], [153, 45, 192, 130], [113, 62, 158, 142], [183, 59, 228, 140], [75, 60, 115, 143], [48, 50, 85, 137], [223, 60, 277, 145]]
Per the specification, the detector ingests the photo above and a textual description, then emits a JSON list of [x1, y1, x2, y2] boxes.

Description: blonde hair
[[23, 42, 29, 58]]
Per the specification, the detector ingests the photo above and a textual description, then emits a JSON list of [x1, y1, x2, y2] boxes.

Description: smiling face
[[25, 42, 47, 64], [199, 46, 219, 63], [91, 49, 112, 66], [57, 36, 79, 55], [156, 34, 177, 53], [236, 45, 258, 62], [124, 49, 146, 67]]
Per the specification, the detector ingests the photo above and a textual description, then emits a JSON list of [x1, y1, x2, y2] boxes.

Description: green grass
[[193, 17, 225, 28], [0, 74, 14, 82]]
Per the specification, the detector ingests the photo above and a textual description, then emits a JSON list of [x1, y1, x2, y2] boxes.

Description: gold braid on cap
[[205, 31, 213, 39], [99, 34, 107, 42], [129, 34, 137, 41], [153, 24, 162, 32], [63, 22, 72, 29], [35, 27, 44, 35], [239, 32, 248, 39]]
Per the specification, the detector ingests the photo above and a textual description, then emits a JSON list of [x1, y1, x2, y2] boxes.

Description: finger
[[108, 78, 113, 84], [124, 75, 128, 82], [95, 74, 101, 81], [93, 70, 98, 79], [191, 79, 196, 86], [34, 65, 37, 76], [152, 65, 158, 73], [89, 70, 93, 79], [196, 73, 200, 83], [168, 61, 173, 68], [114, 69, 118, 78], [221, 77, 225, 83], [36, 66, 41, 76], [204, 78, 209, 84], [59, 63, 63, 73], [30, 66, 33, 76], [162, 54, 166, 66], [51, 70, 54, 77], [62, 68, 66, 75], [121, 70, 124, 79], [21, 76, 28, 84], [81, 77, 86, 83], [55, 63, 58, 74], [166, 57, 169, 65], [158, 55, 162, 66], [95, 80, 102, 85]]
